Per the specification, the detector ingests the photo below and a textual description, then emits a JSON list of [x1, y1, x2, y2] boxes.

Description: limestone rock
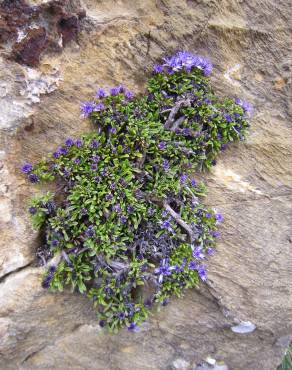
[[0, 0, 291, 369]]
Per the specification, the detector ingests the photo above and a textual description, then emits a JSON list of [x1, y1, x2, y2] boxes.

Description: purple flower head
[[127, 205, 134, 214], [74, 158, 81, 165], [135, 189, 143, 199], [192, 247, 205, 260], [127, 322, 138, 331], [85, 225, 95, 238], [158, 141, 167, 150], [94, 176, 101, 183], [182, 128, 190, 136], [148, 207, 155, 216], [91, 155, 100, 163], [162, 51, 213, 76], [221, 144, 228, 151], [28, 206, 37, 215], [105, 193, 113, 202], [211, 230, 221, 238], [161, 210, 168, 218], [65, 138, 74, 147], [113, 204, 122, 214], [81, 208, 87, 216], [110, 183, 116, 191], [90, 139, 99, 148], [95, 102, 105, 111], [99, 320, 106, 328], [117, 312, 126, 320], [95, 88, 107, 99], [28, 173, 39, 183], [51, 239, 59, 247], [190, 178, 197, 187], [162, 298, 169, 306], [42, 275, 52, 289], [180, 174, 187, 185], [205, 212, 212, 219], [188, 260, 198, 270], [154, 259, 177, 283], [80, 101, 96, 118], [119, 215, 127, 224], [162, 159, 170, 171], [153, 64, 163, 73], [235, 98, 253, 114], [207, 247, 215, 256], [110, 86, 120, 96], [109, 126, 117, 134], [21, 162, 33, 174], [197, 264, 207, 281], [48, 266, 56, 274], [124, 90, 134, 99], [160, 218, 174, 233], [215, 210, 223, 223], [75, 139, 83, 148]]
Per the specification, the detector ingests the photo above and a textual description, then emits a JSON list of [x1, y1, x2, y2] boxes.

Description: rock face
[[0, 0, 291, 369]]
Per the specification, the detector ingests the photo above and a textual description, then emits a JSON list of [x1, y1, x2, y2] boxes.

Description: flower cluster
[[22, 51, 251, 332], [154, 50, 213, 76]]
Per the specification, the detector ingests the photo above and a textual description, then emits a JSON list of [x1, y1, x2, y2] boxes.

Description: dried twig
[[163, 202, 195, 242], [164, 98, 191, 129]]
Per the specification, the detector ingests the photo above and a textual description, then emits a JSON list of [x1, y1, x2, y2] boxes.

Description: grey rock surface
[[0, 0, 291, 369]]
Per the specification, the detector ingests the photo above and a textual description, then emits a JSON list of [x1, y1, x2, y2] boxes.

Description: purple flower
[[211, 231, 220, 238], [153, 64, 163, 73], [161, 51, 213, 76], [94, 176, 101, 183], [162, 298, 169, 306], [207, 247, 215, 256], [99, 320, 106, 327], [135, 189, 143, 199], [51, 239, 59, 247], [224, 114, 233, 123], [21, 162, 33, 174], [180, 174, 187, 185], [80, 101, 96, 118], [148, 207, 155, 216], [192, 247, 205, 260], [105, 193, 113, 201], [81, 208, 87, 215], [182, 128, 190, 136], [95, 102, 105, 111], [161, 210, 168, 218], [235, 98, 253, 114], [110, 86, 120, 96], [28, 173, 39, 183], [91, 155, 100, 162], [162, 159, 170, 171], [125, 90, 134, 99], [85, 225, 95, 238], [190, 178, 197, 187], [75, 139, 83, 148], [113, 204, 122, 213], [65, 138, 74, 147], [158, 141, 167, 150], [221, 144, 227, 151], [119, 215, 127, 224], [28, 206, 37, 215], [109, 127, 117, 134], [197, 265, 207, 281], [127, 205, 134, 213], [215, 211, 223, 223], [90, 139, 99, 148], [160, 219, 173, 233], [205, 213, 212, 219], [127, 322, 137, 331], [96, 88, 107, 99], [188, 261, 198, 270], [74, 158, 81, 165], [154, 259, 177, 283]]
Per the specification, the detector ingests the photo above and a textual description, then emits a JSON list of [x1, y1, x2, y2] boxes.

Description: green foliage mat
[[22, 51, 251, 332]]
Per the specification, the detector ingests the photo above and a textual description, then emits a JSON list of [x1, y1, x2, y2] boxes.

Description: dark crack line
[[0, 261, 34, 285]]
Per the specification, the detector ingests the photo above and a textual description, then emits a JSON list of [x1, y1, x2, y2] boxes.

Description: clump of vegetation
[[22, 51, 251, 332]]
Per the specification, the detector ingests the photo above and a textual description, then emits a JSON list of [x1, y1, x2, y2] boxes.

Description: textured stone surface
[[0, 0, 291, 369]]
